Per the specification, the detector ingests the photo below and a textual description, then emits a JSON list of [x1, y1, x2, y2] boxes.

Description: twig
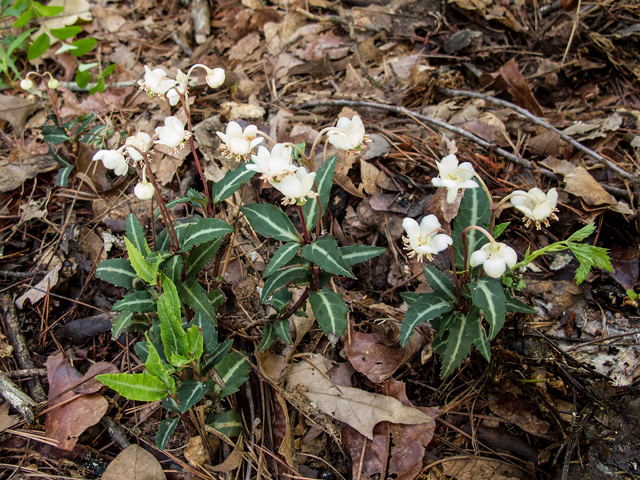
[[1, 295, 47, 403], [0, 371, 36, 424], [540, 0, 562, 16], [100, 417, 131, 449], [561, 0, 581, 64], [0, 271, 49, 279], [437, 87, 636, 181], [2, 368, 47, 379], [294, 99, 631, 200], [172, 32, 193, 57]]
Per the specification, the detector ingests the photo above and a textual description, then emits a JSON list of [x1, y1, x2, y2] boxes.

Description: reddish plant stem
[[271, 265, 319, 322], [314, 191, 323, 235], [298, 205, 310, 244], [144, 156, 180, 250], [181, 96, 211, 216]]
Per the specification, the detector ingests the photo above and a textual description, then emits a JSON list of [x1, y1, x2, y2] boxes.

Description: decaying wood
[[0, 371, 36, 425]]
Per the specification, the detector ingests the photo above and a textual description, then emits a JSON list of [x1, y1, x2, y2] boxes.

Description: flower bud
[[20, 79, 34, 90], [206, 68, 225, 89], [47, 78, 59, 90], [134, 181, 155, 200]]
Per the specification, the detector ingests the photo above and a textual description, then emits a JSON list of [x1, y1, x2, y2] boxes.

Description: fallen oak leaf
[[102, 444, 166, 480], [285, 354, 434, 439]]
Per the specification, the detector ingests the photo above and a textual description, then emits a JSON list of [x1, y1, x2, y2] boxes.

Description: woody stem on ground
[[181, 95, 211, 216], [143, 155, 180, 250]]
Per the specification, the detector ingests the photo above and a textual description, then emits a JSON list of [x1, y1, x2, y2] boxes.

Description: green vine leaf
[[339, 244, 386, 266], [181, 218, 233, 250], [452, 178, 491, 268], [466, 306, 490, 361], [438, 314, 472, 378], [96, 259, 138, 289], [261, 266, 309, 304], [126, 214, 151, 256], [422, 265, 457, 303], [211, 164, 256, 204]]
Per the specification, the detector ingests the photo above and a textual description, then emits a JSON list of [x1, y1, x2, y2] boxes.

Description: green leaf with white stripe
[[158, 274, 187, 359], [211, 163, 256, 204], [156, 417, 180, 450], [263, 242, 300, 278], [213, 351, 251, 398], [452, 178, 491, 268], [180, 276, 216, 319], [302, 236, 354, 278], [186, 324, 204, 360], [126, 214, 150, 256], [164, 255, 183, 285], [96, 373, 169, 401], [261, 266, 309, 304], [399, 291, 421, 305], [208, 289, 224, 313], [302, 154, 337, 233], [111, 311, 133, 340], [258, 322, 277, 353], [177, 379, 206, 413], [423, 265, 457, 302], [181, 218, 233, 250], [438, 314, 472, 378], [189, 313, 218, 354], [505, 296, 535, 313], [339, 244, 386, 266], [273, 319, 292, 344], [466, 306, 490, 361], [125, 237, 158, 285], [186, 238, 222, 277], [400, 292, 453, 346], [241, 203, 299, 242], [144, 336, 176, 392], [113, 290, 156, 313], [309, 289, 348, 336], [156, 217, 200, 252], [97, 259, 138, 289], [469, 277, 506, 340], [206, 410, 243, 438]]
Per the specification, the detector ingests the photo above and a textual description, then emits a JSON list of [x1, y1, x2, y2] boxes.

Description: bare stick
[[3, 368, 47, 379], [0, 371, 36, 424]]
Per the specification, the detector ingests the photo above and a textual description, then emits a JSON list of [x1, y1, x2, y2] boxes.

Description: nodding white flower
[[166, 88, 180, 106], [270, 166, 318, 205], [216, 121, 263, 158], [402, 215, 452, 262], [134, 181, 155, 200], [431, 154, 479, 204], [327, 115, 366, 151], [93, 149, 128, 176], [470, 242, 517, 278], [155, 116, 188, 150], [246, 144, 297, 181], [140, 66, 177, 96], [47, 78, 59, 90], [205, 67, 225, 89], [510, 188, 559, 229], [20, 79, 34, 90], [124, 132, 151, 162]]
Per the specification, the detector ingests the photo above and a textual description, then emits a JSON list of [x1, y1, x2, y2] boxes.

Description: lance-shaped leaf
[[430, 310, 463, 336], [241, 203, 299, 242], [258, 322, 277, 353], [186, 238, 222, 277], [126, 214, 150, 256], [265, 288, 292, 312], [214, 352, 251, 398], [469, 277, 506, 340], [144, 337, 176, 392], [113, 290, 156, 313], [400, 292, 454, 346], [208, 289, 224, 312], [189, 313, 218, 354], [181, 218, 233, 250], [156, 218, 198, 252], [206, 410, 243, 438], [97, 259, 138, 289], [466, 306, 490, 361], [96, 373, 169, 401], [180, 276, 216, 319], [262, 242, 300, 278], [302, 236, 354, 278], [177, 379, 206, 413], [156, 417, 180, 450], [203, 339, 233, 375], [309, 289, 348, 336], [261, 266, 309, 304], [302, 154, 338, 233], [125, 237, 158, 285], [158, 275, 187, 359], [273, 319, 292, 344], [452, 178, 491, 268], [399, 291, 421, 305], [164, 255, 183, 286], [162, 397, 180, 414], [111, 311, 133, 340], [439, 314, 472, 378], [505, 296, 536, 313], [186, 325, 204, 359], [423, 265, 457, 303], [211, 164, 256, 204], [339, 244, 386, 266]]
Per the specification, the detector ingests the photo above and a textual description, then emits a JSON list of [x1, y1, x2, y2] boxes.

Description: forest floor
[[1, 0, 640, 479]]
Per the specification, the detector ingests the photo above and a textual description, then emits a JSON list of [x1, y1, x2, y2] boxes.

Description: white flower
[[47, 78, 59, 90], [470, 242, 517, 278], [20, 79, 34, 90], [510, 188, 559, 229], [140, 66, 177, 96], [124, 132, 151, 162], [205, 68, 225, 89], [166, 88, 180, 106], [246, 144, 297, 181], [431, 154, 479, 203], [134, 181, 155, 200], [93, 149, 128, 176], [216, 121, 263, 158], [270, 166, 318, 205], [402, 215, 452, 262], [327, 115, 366, 151], [155, 116, 187, 150]]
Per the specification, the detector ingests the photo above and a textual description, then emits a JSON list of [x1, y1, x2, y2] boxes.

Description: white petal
[[274, 175, 302, 199], [457, 180, 479, 189], [113, 159, 129, 176], [532, 202, 553, 221], [546, 188, 558, 208], [528, 188, 547, 203], [349, 123, 365, 147], [92, 150, 107, 162], [445, 187, 459, 204], [243, 125, 258, 138], [483, 255, 506, 278], [456, 162, 476, 181], [216, 132, 229, 143], [336, 117, 352, 130], [510, 190, 532, 208], [300, 172, 316, 195], [249, 137, 264, 149], [429, 234, 453, 252], [439, 155, 459, 174], [513, 205, 534, 219], [419, 215, 442, 235], [328, 132, 353, 151], [229, 137, 250, 155], [402, 218, 420, 239], [469, 249, 488, 267], [499, 244, 517, 268], [226, 121, 242, 137]]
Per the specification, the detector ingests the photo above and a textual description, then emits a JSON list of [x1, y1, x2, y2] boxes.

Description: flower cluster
[[402, 215, 452, 262], [217, 122, 263, 160], [327, 115, 368, 153]]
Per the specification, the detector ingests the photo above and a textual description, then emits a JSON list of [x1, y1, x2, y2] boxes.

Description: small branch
[[0, 371, 36, 425], [100, 417, 131, 449], [0, 271, 48, 279], [3, 368, 47, 379]]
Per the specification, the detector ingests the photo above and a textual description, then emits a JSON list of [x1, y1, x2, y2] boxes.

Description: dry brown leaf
[[0, 94, 40, 136], [15, 264, 61, 309], [442, 457, 526, 479], [206, 438, 244, 472], [0, 402, 19, 433], [360, 160, 381, 196], [273, 391, 294, 467], [481, 59, 543, 117], [527, 130, 562, 157], [44, 353, 109, 451], [344, 326, 406, 384], [564, 166, 616, 206], [489, 392, 558, 440], [102, 444, 166, 480], [184, 436, 210, 467], [285, 354, 434, 439], [342, 423, 388, 479]]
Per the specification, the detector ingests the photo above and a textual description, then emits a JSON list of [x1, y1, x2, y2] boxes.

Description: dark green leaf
[[208, 289, 224, 312], [162, 397, 180, 414], [113, 290, 156, 313], [55, 165, 74, 187], [134, 341, 149, 363], [203, 339, 232, 374], [302, 154, 337, 233], [505, 296, 535, 313], [309, 289, 348, 336], [302, 235, 354, 278], [111, 311, 133, 340], [438, 314, 472, 378], [180, 276, 216, 319], [206, 410, 243, 438], [50, 26, 82, 40], [241, 203, 299, 242], [401, 292, 453, 346], [213, 351, 251, 398], [96, 258, 137, 289], [164, 255, 183, 286], [69, 38, 97, 57], [466, 306, 490, 361], [452, 178, 491, 268], [156, 417, 180, 450], [273, 320, 292, 344], [97, 373, 168, 401], [258, 323, 277, 353], [211, 164, 255, 204], [144, 338, 176, 392], [41, 125, 70, 144], [423, 265, 457, 303], [158, 274, 187, 359], [181, 218, 233, 249], [399, 292, 421, 305], [185, 238, 222, 277], [469, 277, 506, 340], [339, 244, 386, 266], [177, 379, 206, 413], [189, 313, 218, 355], [261, 266, 309, 304], [28, 32, 49, 60], [263, 242, 300, 278], [126, 214, 150, 256]]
